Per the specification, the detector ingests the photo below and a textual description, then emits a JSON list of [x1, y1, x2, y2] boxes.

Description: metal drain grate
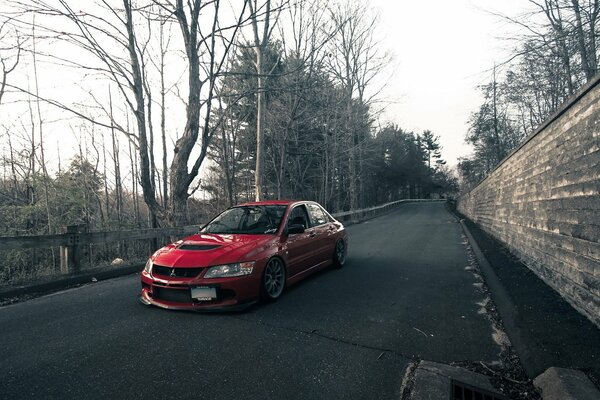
[[451, 380, 507, 400]]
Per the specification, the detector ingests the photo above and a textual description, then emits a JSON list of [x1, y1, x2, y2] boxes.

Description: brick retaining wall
[[458, 75, 600, 327]]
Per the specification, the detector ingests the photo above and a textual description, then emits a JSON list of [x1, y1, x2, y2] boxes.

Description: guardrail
[[331, 198, 442, 222], [0, 199, 441, 274], [0, 224, 199, 274], [331, 199, 406, 221]]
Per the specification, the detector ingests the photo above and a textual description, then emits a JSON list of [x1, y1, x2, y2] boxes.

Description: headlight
[[204, 262, 255, 278], [144, 259, 153, 273]]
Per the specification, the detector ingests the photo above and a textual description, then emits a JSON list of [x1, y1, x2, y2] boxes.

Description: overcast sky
[[0, 0, 533, 175], [369, 0, 530, 167]]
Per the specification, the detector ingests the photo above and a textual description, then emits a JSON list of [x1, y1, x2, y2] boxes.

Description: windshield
[[200, 205, 287, 235]]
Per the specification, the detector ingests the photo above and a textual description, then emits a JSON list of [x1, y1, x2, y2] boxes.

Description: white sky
[[369, 0, 530, 166]]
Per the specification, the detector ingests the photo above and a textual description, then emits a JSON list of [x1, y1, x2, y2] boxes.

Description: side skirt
[[287, 259, 333, 286]]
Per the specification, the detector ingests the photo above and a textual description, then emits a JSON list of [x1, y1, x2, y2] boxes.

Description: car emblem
[[170, 268, 176, 277]]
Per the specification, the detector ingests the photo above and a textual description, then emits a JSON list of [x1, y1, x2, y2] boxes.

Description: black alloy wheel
[[261, 257, 286, 301], [334, 239, 346, 268]]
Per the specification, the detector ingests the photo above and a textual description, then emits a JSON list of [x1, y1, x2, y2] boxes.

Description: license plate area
[[191, 286, 217, 301]]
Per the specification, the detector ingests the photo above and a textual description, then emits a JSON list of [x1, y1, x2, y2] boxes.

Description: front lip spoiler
[[138, 294, 257, 313]]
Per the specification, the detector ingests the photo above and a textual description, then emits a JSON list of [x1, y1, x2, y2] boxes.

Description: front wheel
[[261, 257, 286, 301], [333, 239, 346, 268]]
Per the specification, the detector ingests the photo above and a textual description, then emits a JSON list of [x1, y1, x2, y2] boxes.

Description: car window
[[201, 205, 286, 234], [307, 203, 329, 226], [287, 205, 310, 229]]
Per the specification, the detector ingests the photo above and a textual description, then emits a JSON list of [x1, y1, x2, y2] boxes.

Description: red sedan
[[139, 200, 347, 311]]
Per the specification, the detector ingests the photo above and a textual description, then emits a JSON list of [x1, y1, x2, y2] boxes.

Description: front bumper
[[140, 270, 260, 311], [138, 292, 257, 312]]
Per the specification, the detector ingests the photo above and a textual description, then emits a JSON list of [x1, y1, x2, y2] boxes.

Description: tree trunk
[[221, 122, 235, 207], [347, 97, 358, 211], [255, 49, 265, 201], [32, 22, 53, 234], [571, 0, 594, 80], [160, 32, 169, 209], [123, 0, 162, 222], [109, 90, 123, 226]]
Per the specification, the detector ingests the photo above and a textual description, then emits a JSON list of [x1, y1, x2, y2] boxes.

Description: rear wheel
[[261, 257, 286, 301], [333, 239, 346, 268]]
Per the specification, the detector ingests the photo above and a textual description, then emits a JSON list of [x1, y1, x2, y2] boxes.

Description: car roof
[[237, 200, 296, 206]]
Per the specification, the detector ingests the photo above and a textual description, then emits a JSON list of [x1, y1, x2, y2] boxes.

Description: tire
[[261, 257, 286, 301], [333, 239, 346, 268]]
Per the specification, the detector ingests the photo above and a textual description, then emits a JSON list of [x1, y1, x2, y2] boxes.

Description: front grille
[[451, 380, 506, 400], [153, 287, 192, 303], [153, 265, 203, 278], [179, 244, 220, 251]]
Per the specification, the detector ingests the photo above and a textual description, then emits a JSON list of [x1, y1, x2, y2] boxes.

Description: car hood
[[151, 233, 275, 268]]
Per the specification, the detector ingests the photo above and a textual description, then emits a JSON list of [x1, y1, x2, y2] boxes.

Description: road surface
[[0, 202, 503, 399]]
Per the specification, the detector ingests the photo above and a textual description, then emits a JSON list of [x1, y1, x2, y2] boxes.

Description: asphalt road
[[0, 202, 503, 400]]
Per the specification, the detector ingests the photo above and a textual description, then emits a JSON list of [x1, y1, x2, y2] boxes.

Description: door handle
[[308, 230, 316, 237]]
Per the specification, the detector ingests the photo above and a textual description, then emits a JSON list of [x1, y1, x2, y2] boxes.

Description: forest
[[459, 0, 600, 189], [1, 0, 598, 282], [0, 0, 458, 233], [0, 0, 456, 282]]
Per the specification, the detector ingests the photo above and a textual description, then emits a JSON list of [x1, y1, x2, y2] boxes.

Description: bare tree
[[0, 17, 21, 105], [248, 0, 286, 201], [9, 0, 252, 226], [151, 6, 172, 210], [525, 0, 600, 91], [570, 0, 599, 79], [108, 86, 124, 225], [326, 2, 389, 210], [528, 1, 576, 93], [30, 16, 54, 235], [268, 0, 335, 200]]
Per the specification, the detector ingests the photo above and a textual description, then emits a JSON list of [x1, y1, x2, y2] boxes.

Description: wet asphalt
[[0, 202, 502, 399]]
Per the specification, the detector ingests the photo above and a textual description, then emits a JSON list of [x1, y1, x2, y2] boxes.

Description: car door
[[284, 204, 318, 277], [306, 203, 336, 264]]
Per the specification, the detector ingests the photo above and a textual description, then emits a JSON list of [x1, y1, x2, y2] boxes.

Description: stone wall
[[458, 75, 600, 327]]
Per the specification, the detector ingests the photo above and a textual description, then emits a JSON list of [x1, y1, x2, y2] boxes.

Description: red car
[[139, 200, 347, 311]]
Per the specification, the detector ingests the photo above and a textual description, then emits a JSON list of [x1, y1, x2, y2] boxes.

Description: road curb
[[534, 367, 600, 400], [456, 216, 600, 399], [0, 264, 143, 302], [457, 218, 518, 327], [408, 361, 506, 399]]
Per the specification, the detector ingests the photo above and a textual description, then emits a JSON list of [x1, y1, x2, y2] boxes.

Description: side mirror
[[287, 224, 305, 235]]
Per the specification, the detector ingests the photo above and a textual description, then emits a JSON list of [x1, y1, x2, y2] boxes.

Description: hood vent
[[179, 244, 221, 251]]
